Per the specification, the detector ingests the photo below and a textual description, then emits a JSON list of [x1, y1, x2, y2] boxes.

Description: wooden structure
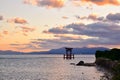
[[64, 47, 74, 59]]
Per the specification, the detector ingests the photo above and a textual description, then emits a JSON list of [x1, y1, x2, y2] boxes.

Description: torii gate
[[64, 47, 74, 59]]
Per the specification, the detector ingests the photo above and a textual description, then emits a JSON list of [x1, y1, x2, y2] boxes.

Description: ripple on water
[[0, 55, 103, 80]]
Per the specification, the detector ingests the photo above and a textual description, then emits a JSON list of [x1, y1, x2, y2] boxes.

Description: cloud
[[31, 39, 73, 49], [0, 31, 9, 39], [22, 19, 120, 50], [88, 14, 98, 20], [44, 24, 49, 27], [7, 17, 27, 24], [66, 22, 119, 38], [75, 14, 104, 21], [42, 21, 120, 48], [81, 0, 120, 6], [81, 14, 99, 21], [3, 31, 8, 35], [75, 15, 81, 19], [44, 13, 120, 43], [75, 13, 120, 23], [21, 26, 35, 32], [23, 0, 65, 8], [106, 13, 120, 22], [43, 25, 70, 34], [71, 0, 83, 6], [30, 37, 99, 49], [10, 44, 20, 46], [14, 17, 27, 24], [62, 16, 69, 19], [10, 43, 42, 51], [20, 26, 35, 36], [54, 34, 82, 40], [0, 15, 3, 20], [43, 23, 86, 35]]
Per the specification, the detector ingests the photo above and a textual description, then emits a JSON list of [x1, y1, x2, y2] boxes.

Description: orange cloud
[[3, 31, 8, 35], [21, 26, 35, 32], [7, 17, 27, 24], [88, 14, 98, 20], [71, 0, 84, 6], [24, 0, 38, 5], [23, 0, 65, 8], [81, 0, 120, 6], [14, 17, 27, 24], [62, 16, 69, 19], [20, 26, 35, 36]]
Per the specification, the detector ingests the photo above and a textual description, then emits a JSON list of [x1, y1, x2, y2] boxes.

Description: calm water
[[0, 55, 104, 80]]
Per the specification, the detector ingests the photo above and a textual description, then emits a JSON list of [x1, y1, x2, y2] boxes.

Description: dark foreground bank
[[95, 48, 120, 80], [76, 48, 120, 80]]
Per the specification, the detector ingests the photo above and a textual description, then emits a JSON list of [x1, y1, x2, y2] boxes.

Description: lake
[[0, 54, 104, 80]]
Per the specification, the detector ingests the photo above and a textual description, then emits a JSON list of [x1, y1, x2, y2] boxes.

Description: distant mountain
[[0, 47, 109, 55], [0, 50, 23, 55], [49, 47, 109, 54]]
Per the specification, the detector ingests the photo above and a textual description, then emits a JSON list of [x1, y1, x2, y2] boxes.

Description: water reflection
[[0, 55, 103, 80]]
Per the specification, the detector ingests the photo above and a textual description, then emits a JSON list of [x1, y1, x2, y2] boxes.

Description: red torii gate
[[64, 47, 74, 59]]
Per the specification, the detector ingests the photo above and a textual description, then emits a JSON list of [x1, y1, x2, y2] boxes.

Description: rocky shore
[[76, 48, 120, 80], [95, 58, 120, 80], [95, 58, 118, 70], [76, 58, 119, 80], [95, 48, 120, 80]]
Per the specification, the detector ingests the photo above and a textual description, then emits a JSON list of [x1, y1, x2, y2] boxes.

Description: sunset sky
[[0, 0, 120, 52]]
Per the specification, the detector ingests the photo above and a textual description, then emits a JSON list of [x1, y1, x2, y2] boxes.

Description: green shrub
[[112, 63, 120, 74], [95, 49, 120, 80], [95, 48, 120, 61], [111, 62, 120, 80], [112, 74, 120, 80]]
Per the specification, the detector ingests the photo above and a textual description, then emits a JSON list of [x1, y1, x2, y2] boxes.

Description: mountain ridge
[[0, 47, 109, 55], [49, 47, 109, 54]]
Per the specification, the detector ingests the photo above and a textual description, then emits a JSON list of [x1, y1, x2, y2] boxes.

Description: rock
[[76, 61, 84, 65], [70, 63, 76, 65], [83, 63, 95, 66], [76, 61, 95, 66]]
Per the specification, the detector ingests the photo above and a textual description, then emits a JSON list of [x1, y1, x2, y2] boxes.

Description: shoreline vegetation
[[76, 48, 120, 80], [95, 48, 120, 80]]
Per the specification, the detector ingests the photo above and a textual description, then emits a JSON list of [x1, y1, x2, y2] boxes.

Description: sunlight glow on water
[[0, 55, 103, 80]]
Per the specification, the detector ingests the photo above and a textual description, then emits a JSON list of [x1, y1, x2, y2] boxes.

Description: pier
[[64, 47, 74, 59]]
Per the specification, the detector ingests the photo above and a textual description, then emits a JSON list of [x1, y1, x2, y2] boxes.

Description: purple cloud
[[41, 20, 120, 49], [106, 13, 120, 22]]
